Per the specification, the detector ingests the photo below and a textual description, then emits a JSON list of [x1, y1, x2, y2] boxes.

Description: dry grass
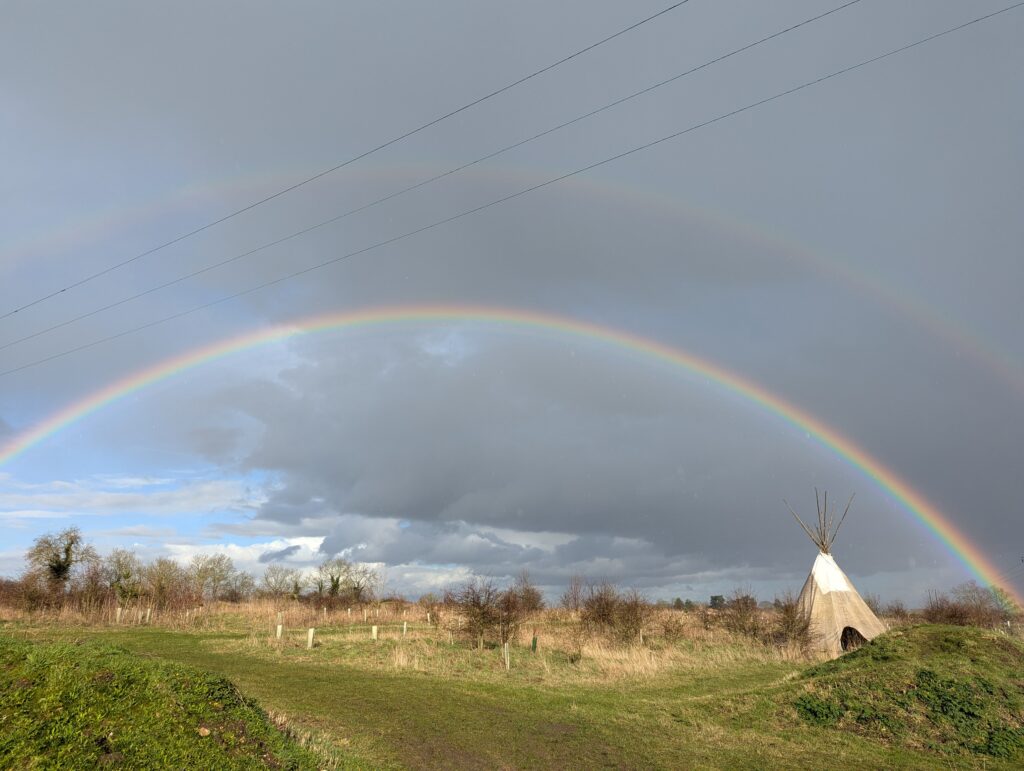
[[173, 603, 831, 687], [7, 599, 1015, 690]]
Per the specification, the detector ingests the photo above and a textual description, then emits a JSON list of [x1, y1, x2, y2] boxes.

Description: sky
[[1, 0, 1022, 604]]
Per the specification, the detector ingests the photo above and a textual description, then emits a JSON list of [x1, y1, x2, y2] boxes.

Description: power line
[[989, 558, 1024, 585], [1, 2, 1020, 382], [0, 0, 865, 355], [0, 1, 692, 321]]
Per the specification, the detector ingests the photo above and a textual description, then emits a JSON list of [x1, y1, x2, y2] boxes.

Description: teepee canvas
[[788, 491, 886, 657]]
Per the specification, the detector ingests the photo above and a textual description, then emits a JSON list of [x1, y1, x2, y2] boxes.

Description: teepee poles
[[784, 488, 855, 554]]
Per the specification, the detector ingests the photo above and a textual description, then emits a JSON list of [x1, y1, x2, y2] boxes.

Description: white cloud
[[99, 525, 178, 538], [87, 475, 177, 489], [0, 548, 25, 578], [163, 536, 325, 576], [0, 476, 261, 518], [0, 510, 75, 520]]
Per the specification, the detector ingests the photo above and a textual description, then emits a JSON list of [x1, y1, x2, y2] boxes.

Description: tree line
[[0, 527, 381, 611]]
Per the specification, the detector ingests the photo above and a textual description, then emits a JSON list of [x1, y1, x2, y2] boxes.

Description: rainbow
[[0, 304, 1019, 606], [6, 163, 1023, 401]]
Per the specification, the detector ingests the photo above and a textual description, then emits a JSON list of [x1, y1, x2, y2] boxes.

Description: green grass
[[0, 635, 327, 769], [790, 625, 1024, 759], [3, 620, 1021, 769]]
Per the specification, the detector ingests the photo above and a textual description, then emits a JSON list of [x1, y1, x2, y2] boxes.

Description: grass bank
[[7, 613, 1021, 769], [0, 635, 331, 769], [790, 625, 1024, 758]]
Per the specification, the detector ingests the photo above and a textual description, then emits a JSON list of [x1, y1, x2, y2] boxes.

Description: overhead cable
[[0, 1, 692, 320], [0, 0, 864, 355], [2, 2, 1020, 381]]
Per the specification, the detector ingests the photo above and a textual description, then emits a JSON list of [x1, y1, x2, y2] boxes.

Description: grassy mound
[[0, 635, 323, 769], [791, 625, 1024, 759]]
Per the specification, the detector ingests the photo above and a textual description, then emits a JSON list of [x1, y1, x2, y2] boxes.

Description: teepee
[[787, 490, 886, 657]]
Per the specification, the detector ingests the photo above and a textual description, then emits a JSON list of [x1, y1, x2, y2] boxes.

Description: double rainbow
[[1, 305, 1018, 605]]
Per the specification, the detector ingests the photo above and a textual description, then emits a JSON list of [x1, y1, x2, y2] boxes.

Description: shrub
[[445, 577, 527, 648], [446, 577, 499, 649], [0, 578, 20, 607], [923, 581, 1013, 628], [495, 587, 527, 645], [615, 589, 653, 644], [771, 591, 810, 648], [581, 583, 620, 633], [883, 599, 910, 623], [722, 589, 761, 638], [661, 612, 686, 643], [578, 583, 652, 644]]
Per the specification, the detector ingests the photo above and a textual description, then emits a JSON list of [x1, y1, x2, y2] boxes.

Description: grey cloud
[[181, 331, 928, 586], [258, 544, 301, 563], [2, 1, 1021, 604]]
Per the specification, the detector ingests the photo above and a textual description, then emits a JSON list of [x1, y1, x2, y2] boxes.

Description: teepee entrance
[[787, 490, 887, 658], [840, 625, 868, 651]]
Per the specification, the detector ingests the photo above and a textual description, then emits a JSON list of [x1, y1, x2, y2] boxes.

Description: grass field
[[2, 607, 1022, 769]]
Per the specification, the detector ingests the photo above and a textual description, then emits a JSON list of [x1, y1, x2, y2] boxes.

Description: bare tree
[[222, 570, 255, 602], [144, 558, 191, 609], [561, 574, 585, 612], [513, 570, 545, 613], [189, 554, 235, 602], [346, 563, 380, 603], [261, 564, 299, 598], [106, 548, 143, 603]]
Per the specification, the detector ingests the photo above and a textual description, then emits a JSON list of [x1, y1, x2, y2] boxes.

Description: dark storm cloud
[[314, 513, 789, 596], [258, 544, 301, 563], [322, 519, 546, 568], [179, 328, 926, 584]]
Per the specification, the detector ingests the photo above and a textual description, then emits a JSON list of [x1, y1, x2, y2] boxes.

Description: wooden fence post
[[403, 621, 407, 638], [371, 625, 378, 641], [504, 642, 510, 671], [276, 624, 283, 640], [116, 607, 122, 624], [307, 628, 315, 649]]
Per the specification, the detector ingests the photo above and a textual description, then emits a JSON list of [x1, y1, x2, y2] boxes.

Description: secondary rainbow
[[7, 163, 1023, 400], [2, 304, 1019, 606]]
